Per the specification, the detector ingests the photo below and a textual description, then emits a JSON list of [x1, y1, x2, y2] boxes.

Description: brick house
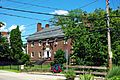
[[26, 23, 73, 62], [0, 32, 10, 43]]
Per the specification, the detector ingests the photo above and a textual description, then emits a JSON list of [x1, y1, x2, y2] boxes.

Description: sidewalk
[[26, 72, 105, 80]]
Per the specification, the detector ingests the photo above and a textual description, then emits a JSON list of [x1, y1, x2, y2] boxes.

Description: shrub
[[109, 76, 120, 80], [106, 66, 120, 79], [79, 74, 94, 80], [64, 69, 76, 80]]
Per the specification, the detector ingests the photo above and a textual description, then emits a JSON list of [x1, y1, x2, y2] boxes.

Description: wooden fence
[[65, 65, 108, 76]]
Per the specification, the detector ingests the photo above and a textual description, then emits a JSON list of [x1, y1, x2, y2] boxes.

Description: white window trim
[[38, 52, 41, 58], [39, 42, 41, 46], [31, 42, 34, 47], [64, 40, 67, 44], [31, 52, 34, 58]]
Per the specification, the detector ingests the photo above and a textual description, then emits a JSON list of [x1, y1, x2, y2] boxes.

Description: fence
[[65, 65, 108, 76]]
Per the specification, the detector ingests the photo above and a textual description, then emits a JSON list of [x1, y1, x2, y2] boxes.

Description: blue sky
[[0, 0, 119, 43]]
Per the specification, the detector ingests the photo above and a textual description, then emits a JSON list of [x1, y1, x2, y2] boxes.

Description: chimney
[[37, 23, 42, 32], [45, 24, 49, 28]]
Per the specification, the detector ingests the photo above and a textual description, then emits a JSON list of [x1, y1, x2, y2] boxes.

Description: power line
[[0, 12, 51, 22], [0, 6, 71, 17], [79, 0, 98, 9], [5, 0, 62, 10]]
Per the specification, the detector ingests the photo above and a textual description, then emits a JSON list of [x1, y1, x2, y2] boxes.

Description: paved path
[[0, 70, 66, 80], [0, 70, 80, 80]]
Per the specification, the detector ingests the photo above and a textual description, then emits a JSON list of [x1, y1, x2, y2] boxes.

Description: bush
[[106, 66, 120, 79], [79, 74, 94, 80], [64, 69, 76, 80], [109, 76, 120, 80]]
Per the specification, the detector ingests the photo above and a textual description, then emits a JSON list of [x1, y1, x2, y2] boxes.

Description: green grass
[[5, 69, 21, 73], [0, 65, 19, 70], [0, 64, 51, 72]]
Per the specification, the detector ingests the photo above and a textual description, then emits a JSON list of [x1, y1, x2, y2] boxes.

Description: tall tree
[[10, 26, 24, 64]]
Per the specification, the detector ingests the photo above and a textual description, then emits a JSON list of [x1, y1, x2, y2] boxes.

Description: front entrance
[[47, 51, 49, 58], [43, 48, 51, 58]]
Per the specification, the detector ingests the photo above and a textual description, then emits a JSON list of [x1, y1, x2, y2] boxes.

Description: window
[[39, 40, 42, 46], [54, 38, 58, 45], [64, 40, 67, 44], [31, 41, 34, 47], [31, 52, 34, 57], [46, 39, 49, 45], [38, 52, 42, 58]]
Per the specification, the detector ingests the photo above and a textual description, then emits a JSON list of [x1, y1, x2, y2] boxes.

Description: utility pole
[[106, 0, 112, 69]]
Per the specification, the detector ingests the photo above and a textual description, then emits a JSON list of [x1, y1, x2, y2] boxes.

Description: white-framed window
[[38, 40, 42, 46], [54, 38, 58, 45], [31, 41, 34, 47], [31, 52, 34, 57], [64, 40, 67, 44], [38, 52, 42, 58], [54, 52, 56, 54], [46, 39, 49, 45]]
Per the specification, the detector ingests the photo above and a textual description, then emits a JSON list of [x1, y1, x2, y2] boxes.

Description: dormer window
[[64, 37, 68, 44], [31, 41, 34, 47], [46, 39, 49, 45], [39, 40, 42, 46], [64, 40, 68, 44], [54, 38, 58, 45]]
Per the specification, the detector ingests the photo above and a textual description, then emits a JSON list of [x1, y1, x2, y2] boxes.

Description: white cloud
[[51, 10, 69, 15], [8, 25, 25, 32]]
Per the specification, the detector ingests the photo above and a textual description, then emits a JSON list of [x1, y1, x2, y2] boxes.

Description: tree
[[54, 49, 66, 64], [51, 8, 120, 66], [0, 36, 11, 64], [10, 26, 29, 64]]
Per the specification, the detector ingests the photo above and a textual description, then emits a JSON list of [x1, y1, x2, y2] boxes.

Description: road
[[0, 70, 67, 80]]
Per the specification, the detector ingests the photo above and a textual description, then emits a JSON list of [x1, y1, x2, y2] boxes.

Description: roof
[[26, 26, 65, 41]]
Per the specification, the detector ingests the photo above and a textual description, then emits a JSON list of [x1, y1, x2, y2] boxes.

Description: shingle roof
[[26, 26, 64, 41]]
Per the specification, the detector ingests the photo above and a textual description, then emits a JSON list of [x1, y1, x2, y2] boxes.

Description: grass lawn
[[0, 64, 51, 72], [5, 69, 21, 73]]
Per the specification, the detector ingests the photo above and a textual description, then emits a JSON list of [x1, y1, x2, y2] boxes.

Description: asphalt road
[[0, 70, 67, 80]]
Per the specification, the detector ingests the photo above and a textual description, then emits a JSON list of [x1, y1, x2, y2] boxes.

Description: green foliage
[[79, 74, 94, 80], [64, 69, 76, 79], [10, 26, 29, 64], [54, 49, 66, 64], [20, 53, 30, 64], [106, 66, 120, 79], [0, 37, 11, 62], [109, 76, 120, 80], [51, 8, 120, 66]]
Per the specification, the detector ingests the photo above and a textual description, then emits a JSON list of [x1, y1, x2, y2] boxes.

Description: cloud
[[8, 25, 25, 32], [51, 10, 69, 15]]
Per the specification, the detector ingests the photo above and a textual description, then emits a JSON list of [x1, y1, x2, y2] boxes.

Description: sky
[[0, 0, 120, 43]]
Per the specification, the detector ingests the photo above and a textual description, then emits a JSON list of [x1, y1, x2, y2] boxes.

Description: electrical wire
[[0, 6, 71, 17], [5, 0, 62, 10], [0, 12, 51, 22], [79, 0, 98, 9]]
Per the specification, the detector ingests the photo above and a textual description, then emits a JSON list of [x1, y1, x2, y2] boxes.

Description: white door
[[43, 48, 51, 58]]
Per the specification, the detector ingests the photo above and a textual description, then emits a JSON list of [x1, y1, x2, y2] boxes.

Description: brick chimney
[[37, 23, 42, 32], [45, 24, 49, 28]]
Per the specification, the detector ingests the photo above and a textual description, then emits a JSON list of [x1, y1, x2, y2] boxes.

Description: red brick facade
[[27, 23, 73, 62], [27, 38, 72, 61]]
